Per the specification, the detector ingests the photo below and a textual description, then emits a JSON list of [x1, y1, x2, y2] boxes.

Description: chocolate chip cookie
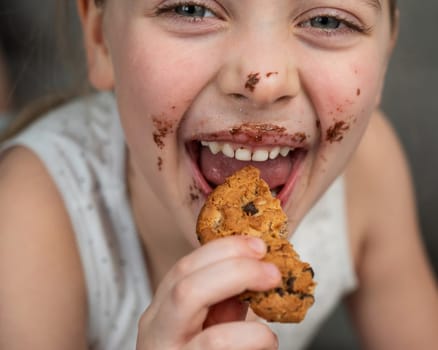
[[196, 165, 316, 323]]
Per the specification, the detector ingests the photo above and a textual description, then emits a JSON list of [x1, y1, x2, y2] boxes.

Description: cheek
[[111, 28, 216, 116], [301, 49, 385, 142], [109, 30, 214, 170]]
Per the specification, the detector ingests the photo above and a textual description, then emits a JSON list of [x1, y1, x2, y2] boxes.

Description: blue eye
[[154, 1, 224, 31], [310, 16, 342, 29], [298, 12, 366, 36], [174, 4, 214, 18]]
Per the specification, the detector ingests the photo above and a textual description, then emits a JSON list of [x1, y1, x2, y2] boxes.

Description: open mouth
[[186, 139, 307, 205]]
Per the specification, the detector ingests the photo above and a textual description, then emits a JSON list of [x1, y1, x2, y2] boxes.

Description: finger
[[160, 257, 281, 338], [184, 321, 279, 350], [142, 237, 273, 346], [154, 236, 267, 305], [203, 297, 249, 329]]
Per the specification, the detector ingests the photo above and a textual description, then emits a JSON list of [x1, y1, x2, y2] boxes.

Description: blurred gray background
[[0, 1, 436, 349]]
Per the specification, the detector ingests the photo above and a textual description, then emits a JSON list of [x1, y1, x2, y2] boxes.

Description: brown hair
[[0, 0, 399, 143], [0, 1, 90, 142]]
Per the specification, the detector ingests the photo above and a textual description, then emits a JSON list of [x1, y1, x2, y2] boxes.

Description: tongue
[[199, 147, 292, 189]]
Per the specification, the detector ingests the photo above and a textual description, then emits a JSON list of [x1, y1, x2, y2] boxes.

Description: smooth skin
[[1, 0, 437, 349]]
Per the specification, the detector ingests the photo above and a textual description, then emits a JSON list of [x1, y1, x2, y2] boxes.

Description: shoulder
[[3, 91, 123, 189], [344, 111, 438, 347], [345, 110, 417, 262], [0, 147, 88, 349], [11, 92, 118, 144]]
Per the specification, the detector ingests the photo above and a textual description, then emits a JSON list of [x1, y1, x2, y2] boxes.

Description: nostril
[[230, 93, 246, 100], [276, 95, 293, 104]]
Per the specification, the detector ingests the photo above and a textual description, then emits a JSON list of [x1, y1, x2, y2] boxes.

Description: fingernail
[[247, 237, 266, 255]]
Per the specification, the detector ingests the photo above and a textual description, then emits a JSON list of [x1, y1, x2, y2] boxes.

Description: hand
[[136, 236, 281, 350]]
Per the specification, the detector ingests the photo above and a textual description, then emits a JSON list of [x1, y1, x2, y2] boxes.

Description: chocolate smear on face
[[229, 123, 287, 143], [245, 72, 261, 92], [190, 192, 200, 202], [157, 157, 163, 171], [266, 71, 279, 78], [152, 117, 176, 150], [326, 120, 350, 143], [189, 183, 201, 204], [291, 132, 307, 144]]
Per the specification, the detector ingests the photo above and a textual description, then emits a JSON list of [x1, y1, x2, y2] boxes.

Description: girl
[[0, 0, 437, 349]]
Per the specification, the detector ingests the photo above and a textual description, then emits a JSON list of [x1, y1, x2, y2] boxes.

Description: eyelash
[[154, 2, 371, 37], [155, 1, 218, 22], [298, 14, 371, 36]]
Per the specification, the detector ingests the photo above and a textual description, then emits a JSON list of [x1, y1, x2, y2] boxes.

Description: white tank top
[[2, 92, 357, 350]]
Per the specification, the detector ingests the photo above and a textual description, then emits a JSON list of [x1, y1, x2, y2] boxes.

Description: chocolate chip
[[242, 201, 259, 216], [298, 293, 315, 301], [286, 276, 296, 294], [275, 287, 285, 297], [241, 296, 253, 303], [304, 267, 315, 278]]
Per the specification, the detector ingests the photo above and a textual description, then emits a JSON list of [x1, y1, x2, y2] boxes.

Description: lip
[[194, 127, 310, 149], [275, 149, 306, 205], [186, 128, 309, 206]]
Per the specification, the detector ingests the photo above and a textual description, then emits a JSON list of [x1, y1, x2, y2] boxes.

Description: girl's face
[[89, 0, 395, 244]]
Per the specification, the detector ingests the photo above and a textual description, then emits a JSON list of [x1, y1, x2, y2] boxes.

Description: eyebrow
[[361, 0, 382, 11]]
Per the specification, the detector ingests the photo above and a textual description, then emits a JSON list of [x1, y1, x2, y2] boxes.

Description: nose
[[216, 30, 300, 108]]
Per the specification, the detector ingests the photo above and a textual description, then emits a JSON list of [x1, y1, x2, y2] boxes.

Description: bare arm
[[0, 147, 88, 349], [345, 112, 438, 349]]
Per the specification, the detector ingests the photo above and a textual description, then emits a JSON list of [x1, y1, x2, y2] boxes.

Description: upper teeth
[[201, 141, 294, 161]]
